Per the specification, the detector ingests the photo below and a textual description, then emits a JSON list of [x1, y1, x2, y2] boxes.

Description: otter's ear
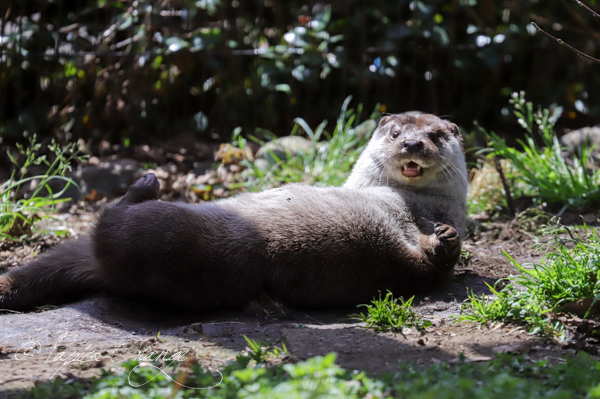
[[378, 116, 392, 127], [449, 123, 461, 137]]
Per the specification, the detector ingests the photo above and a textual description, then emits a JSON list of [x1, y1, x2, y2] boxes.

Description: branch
[[494, 158, 515, 215], [573, 0, 600, 19], [531, 22, 600, 64]]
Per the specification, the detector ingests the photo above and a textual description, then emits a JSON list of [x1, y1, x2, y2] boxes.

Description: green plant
[[457, 223, 600, 335], [0, 136, 85, 238], [457, 283, 557, 335], [26, 350, 600, 398], [484, 92, 600, 212], [509, 224, 600, 315], [236, 336, 289, 367], [233, 97, 379, 191], [353, 290, 431, 333]]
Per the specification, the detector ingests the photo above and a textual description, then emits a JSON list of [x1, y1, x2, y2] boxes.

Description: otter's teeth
[[402, 162, 422, 177], [403, 164, 422, 172]]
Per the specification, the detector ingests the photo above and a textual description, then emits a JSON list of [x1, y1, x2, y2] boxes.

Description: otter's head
[[345, 113, 466, 190]]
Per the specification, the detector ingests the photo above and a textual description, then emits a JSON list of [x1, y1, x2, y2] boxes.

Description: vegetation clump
[[483, 92, 600, 213], [26, 350, 600, 398], [0, 136, 85, 239], [235, 96, 379, 191], [458, 223, 600, 335], [353, 291, 431, 333]]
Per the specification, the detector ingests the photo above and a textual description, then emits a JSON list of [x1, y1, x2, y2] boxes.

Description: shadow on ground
[[1, 266, 563, 397]]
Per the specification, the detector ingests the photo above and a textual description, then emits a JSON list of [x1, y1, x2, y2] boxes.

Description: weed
[[0, 136, 86, 238], [467, 160, 508, 215], [25, 350, 600, 398], [459, 248, 473, 266], [235, 336, 289, 366], [457, 223, 600, 334], [457, 283, 556, 335], [231, 96, 379, 191], [510, 224, 600, 314], [483, 92, 600, 212], [353, 290, 431, 333]]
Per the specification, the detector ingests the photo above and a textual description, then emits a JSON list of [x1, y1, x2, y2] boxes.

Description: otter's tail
[[0, 236, 101, 311]]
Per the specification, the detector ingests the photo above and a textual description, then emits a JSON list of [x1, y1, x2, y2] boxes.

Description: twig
[[531, 22, 600, 64], [0, 377, 27, 385], [494, 158, 515, 215], [573, 0, 600, 18]]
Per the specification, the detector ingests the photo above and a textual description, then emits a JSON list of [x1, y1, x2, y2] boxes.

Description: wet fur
[[0, 114, 468, 311]]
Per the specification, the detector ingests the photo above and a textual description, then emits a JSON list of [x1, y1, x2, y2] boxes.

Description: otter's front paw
[[433, 223, 460, 257], [122, 173, 160, 205]]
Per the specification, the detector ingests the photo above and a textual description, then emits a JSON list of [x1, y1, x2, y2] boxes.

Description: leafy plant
[[234, 96, 379, 191], [0, 136, 85, 238], [353, 290, 431, 333], [484, 92, 600, 212], [236, 336, 289, 366], [458, 223, 600, 335], [26, 350, 600, 398], [509, 224, 600, 314], [458, 283, 556, 335]]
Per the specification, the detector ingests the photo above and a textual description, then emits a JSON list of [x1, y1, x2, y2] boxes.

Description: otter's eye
[[391, 132, 400, 139], [429, 131, 442, 142]]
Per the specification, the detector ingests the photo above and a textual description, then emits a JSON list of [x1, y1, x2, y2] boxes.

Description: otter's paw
[[433, 223, 460, 257], [123, 173, 160, 204]]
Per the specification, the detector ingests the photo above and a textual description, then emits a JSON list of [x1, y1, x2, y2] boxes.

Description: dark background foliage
[[1, 0, 599, 146]]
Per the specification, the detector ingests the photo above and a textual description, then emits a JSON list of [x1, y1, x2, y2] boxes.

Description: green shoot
[[0, 135, 86, 239], [483, 92, 600, 212], [353, 291, 431, 333]]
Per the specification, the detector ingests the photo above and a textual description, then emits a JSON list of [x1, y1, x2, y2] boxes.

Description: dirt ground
[[0, 209, 597, 397]]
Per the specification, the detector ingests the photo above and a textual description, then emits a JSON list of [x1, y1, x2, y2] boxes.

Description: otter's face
[[373, 113, 463, 186]]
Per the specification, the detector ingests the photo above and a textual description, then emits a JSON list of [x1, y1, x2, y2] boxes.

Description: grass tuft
[[231, 96, 379, 191], [458, 222, 600, 335], [25, 350, 600, 398], [0, 135, 86, 239], [482, 92, 600, 212], [352, 291, 431, 333]]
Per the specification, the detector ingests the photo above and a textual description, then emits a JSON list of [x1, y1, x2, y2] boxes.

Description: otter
[[0, 113, 467, 312]]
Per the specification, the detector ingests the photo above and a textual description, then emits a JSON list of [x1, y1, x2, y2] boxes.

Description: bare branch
[[573, 0, 600, 19], [531, 22, 600, 64]]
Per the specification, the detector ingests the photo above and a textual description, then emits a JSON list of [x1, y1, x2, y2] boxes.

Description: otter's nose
[[402, 140, 423, 152]]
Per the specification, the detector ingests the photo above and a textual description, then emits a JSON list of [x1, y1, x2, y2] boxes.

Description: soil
[[0, 198, 598, 397]]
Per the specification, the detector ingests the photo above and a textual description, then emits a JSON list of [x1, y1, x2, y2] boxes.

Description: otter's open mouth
[[402, 161, 423, 177]]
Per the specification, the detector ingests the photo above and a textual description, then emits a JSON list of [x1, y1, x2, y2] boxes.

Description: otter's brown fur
[[0, 113, 467, 311]]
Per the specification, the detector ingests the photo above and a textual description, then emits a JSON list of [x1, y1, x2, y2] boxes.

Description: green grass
[[482, 92, 600, 213], [0, 135, 85, 239], [236, 336, 289, 366], [231, 96, 379, 191], [457, 223, 600, 335], [352, 291, 432, 333], [24, 350, 600, 398]]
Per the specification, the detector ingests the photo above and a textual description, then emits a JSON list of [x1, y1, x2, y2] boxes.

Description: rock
[[42, 158, 140, 201], [253, 158, 270, 172], [255, 136, 317, 163], [561, 298, 600, 318], [492, 342, 530, 355], [350, 119, 376, 140], [190, 323, 204, 334], [74, 159, 139, 198], [201, 323, 235, 337], [561, 127, 600, 153]]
